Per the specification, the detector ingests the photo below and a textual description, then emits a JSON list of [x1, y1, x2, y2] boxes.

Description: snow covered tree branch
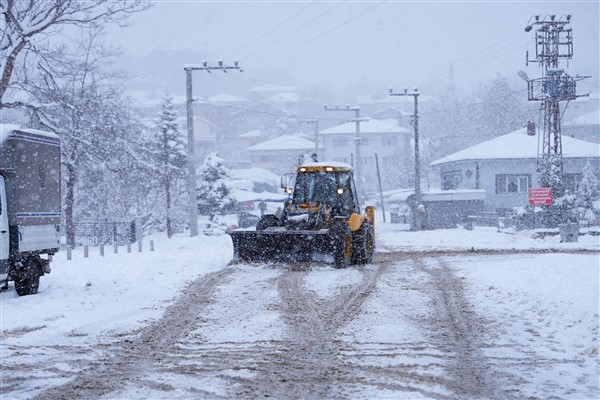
[[0, 0, 151, 109]]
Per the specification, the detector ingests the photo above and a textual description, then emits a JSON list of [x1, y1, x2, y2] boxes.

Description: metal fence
[[74, 222, 134, 247]]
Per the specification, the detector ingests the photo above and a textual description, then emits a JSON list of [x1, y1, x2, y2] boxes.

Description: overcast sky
[[105, 1, 599, 97]]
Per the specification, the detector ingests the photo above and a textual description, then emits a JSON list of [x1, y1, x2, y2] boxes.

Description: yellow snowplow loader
[[228, 162, 375, 268]]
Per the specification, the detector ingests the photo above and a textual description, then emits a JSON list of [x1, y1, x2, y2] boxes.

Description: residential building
[[319, 118, 412, 193], [248, 134, 321, 175], [430, 128, 600, 214]]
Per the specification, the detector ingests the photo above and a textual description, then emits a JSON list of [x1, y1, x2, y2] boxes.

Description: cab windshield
[[292, 171, 356, 212], [293, 171, 337, 205]]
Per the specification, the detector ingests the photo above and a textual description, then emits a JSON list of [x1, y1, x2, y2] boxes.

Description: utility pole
[[389, 88, 421, 230], [522, 15, 589, 224], [323, 105, 368, 204], [184, 61, 242, 237], [523, 15, 588, 172], [299, 118, 320, 153]]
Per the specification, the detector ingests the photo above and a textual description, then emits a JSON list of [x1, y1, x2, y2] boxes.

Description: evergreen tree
[[155, 93, 187, 237], [577, 161, 599, 222], [538, 155, 575, 227], [196, 152, 236, 221]]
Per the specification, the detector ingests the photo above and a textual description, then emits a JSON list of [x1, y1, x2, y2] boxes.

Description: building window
[[382, 156, 399, 166], [442, 171, 462, 190], [332, 137, 348, 147], [496, 174, 530, 194], [357, 156, 372, 166], [382, 136, 398, 146], [564, 173, 583, 193]]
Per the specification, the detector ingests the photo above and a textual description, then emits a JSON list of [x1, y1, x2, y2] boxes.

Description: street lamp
[[389, 87, 421, 230], [183, 61, 242, 237]]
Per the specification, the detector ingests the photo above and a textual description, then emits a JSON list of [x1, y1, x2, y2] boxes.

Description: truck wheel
[[331, 223, 352, 269], [14, 257, 42, 296], [352, 222, 374, 264]]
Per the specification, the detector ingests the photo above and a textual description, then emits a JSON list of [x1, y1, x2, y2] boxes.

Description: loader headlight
[[337, 188, 344, 195]]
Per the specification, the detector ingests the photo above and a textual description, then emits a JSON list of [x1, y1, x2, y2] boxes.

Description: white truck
[[1, 125, 61, 296]]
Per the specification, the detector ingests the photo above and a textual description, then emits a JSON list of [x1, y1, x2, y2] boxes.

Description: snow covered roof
[[370, 106, 411, 119], [239, 129, 263, 138], [207, 93, 248, 103], [248, 134, 318, 151], [563, 109, 600, 126], [249, 84, 304, 93], [230, 167, 280, 184], [430, 128, 600, 166], [375, 95, 435, 104], [266, 92, 303, 103], [320, 118, 410, 135], [1, 124, 59, 144]]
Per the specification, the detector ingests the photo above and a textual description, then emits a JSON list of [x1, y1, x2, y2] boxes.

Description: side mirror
[[281, 173, 295, 194]]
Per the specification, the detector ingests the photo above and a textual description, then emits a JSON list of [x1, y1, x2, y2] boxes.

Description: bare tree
[[0, 0, 151, 109], [30, 28, 152, 247]]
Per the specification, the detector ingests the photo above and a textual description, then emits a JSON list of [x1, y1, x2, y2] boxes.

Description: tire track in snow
[[33, 267, 235, 400], [415, 257, 510, 399], [241, 262, 387, 399]]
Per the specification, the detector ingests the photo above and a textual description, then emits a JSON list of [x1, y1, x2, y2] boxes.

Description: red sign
[[528, 188, 552, 205]]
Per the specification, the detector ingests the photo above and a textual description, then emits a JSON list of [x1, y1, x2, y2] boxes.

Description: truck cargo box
[[0, 126, 61, 253]]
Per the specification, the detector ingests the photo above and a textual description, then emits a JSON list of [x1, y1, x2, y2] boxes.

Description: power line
[[246, 1, 386, 66], [239, 1, 347, 62], [223, 1, 316, 60]]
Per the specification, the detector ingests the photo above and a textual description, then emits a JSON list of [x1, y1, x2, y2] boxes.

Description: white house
[[430, 128, 600, 214], [319, 118, 412, 193], [247, 134, 321, 175]]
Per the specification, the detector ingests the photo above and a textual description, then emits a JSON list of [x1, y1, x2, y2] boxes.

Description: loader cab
[[290, 164, 359, 215]]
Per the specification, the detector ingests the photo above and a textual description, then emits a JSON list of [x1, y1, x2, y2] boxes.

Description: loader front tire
[[352, 222, 374, 265], [256, 214, 280, 231], [331, 223, 352, 269]]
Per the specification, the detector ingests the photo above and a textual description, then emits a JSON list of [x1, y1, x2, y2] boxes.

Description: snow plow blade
[[228, 228, 333, 263]]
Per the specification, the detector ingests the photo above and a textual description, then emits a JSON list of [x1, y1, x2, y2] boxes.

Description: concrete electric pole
[[184, 61, 242, 237], [299, 118, 320, 152], [389, 88, 421, 231], [323, 105, 368, 204]]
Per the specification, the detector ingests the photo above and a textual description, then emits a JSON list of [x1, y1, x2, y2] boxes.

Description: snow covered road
[[1, 228, 599, 399]]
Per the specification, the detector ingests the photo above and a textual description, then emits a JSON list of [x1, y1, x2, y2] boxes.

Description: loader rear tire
[[352, 222, 374, 265], [331, 223, 352, 269]]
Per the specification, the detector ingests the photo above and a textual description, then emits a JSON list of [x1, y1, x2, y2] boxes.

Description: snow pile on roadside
[[1, 234, 232, 336], [377, 224, 600, 252]]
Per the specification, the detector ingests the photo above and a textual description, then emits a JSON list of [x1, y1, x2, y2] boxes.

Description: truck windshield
[[293, 172, 338, 205]]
